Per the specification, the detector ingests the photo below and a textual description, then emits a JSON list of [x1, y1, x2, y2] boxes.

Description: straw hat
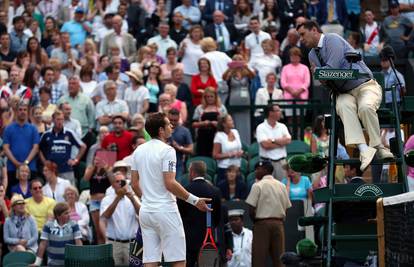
[[11, 194, 25, 207], [126, 69, 144, 84]]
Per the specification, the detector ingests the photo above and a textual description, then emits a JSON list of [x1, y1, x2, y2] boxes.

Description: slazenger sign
[[354, 184, 384, 197], [314, 69, 358, 80]]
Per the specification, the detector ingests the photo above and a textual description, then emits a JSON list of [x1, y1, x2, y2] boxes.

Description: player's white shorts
[[139, 210, 186, 263]]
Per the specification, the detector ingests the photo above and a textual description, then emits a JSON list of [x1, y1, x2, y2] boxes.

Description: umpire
[[246, 160, 291, 267]]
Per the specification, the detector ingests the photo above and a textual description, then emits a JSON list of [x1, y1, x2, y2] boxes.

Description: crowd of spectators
[[0, 0, 412, 266]]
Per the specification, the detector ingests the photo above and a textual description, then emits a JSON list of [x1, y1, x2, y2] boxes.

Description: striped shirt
[[41, 220, 82, 266]]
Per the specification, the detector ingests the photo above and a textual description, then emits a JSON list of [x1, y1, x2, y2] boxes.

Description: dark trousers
[[252, 219, 285, 267], [186, 249, 199, 267]]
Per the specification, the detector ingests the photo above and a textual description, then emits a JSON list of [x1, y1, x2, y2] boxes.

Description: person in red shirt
[[190, 58, 217, 106], [0, 184, 10, 257], [101, 116, 133, 160]]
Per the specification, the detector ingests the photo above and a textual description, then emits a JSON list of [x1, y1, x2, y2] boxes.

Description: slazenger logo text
[[318, 70, 354, 79]]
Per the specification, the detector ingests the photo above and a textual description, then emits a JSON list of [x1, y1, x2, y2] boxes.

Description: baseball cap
[[75, 6, 85, 14], [254, 160, 273, 169], [228, 209, 244, 217], [390, 1, 399, 8]]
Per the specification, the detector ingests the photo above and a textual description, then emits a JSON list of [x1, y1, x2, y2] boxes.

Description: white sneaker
[[375, 145, 394, 159], [360, 147, 377, 171]]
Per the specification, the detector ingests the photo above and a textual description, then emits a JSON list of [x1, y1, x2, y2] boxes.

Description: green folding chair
[[248, 142, 259, 158], [246, 172, 256, 190], [65, 244, 114, 267], [186, 156, 217, 177], [240, 158, 248, 176], [287, 140, 310, 156], [2, 251, 36, 266], [249, 155, 260, 173]]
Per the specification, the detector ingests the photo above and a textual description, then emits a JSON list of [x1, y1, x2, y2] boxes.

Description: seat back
[[287, 140, 310, 156], [249, 156, 260, 173], [186, 156, 217, 177], [248, 142, 259, 158], [65, 244, 114, 267], [2, 252, 36, 266]]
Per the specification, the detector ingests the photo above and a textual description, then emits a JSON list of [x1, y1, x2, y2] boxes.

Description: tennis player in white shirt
[[131, 112, 211, 267]]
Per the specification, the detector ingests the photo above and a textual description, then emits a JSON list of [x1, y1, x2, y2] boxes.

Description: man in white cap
[[227, 209, 252, 267]]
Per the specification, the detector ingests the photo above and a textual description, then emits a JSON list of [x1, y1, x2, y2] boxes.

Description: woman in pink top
[[280, 47, 311, 116], [164, 83, 188, 123], [160, 47, 184, 84], [405, 134, 414, 191]]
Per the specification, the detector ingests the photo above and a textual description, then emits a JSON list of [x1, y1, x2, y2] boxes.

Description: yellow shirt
[[246, 175, 291, 219], [25, 197, 56, 232]]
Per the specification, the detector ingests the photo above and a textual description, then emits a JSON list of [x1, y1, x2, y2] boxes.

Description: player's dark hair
[[145, 112, 167, 138]]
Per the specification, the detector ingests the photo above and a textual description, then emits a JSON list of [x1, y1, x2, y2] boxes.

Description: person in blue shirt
[[3, 103, 39, 195], [281, 164, 312, 201], [297, 20, 393, 172], [39, 110, 86, 185], [60, 7, 92, 48], [380, 51, 405, 105], [10, 164, 32, 199]]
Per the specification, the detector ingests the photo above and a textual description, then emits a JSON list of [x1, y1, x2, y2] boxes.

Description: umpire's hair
[[189, 161, 207, 177], [145, 112, 167, 138], [296, 20, 323, 33], [263, 103, 280, 118], [344, 162, 363, 177]]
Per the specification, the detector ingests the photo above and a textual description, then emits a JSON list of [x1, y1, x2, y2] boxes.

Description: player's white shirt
[[131, 139, 178, 212]]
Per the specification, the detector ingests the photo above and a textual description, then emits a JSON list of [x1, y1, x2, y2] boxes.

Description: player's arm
[[131, 170, 142, 198], [163, 171, 212, 212]]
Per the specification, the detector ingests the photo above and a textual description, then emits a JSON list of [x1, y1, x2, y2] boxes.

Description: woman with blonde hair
[[4, 194, 38, 253], [10, 164, 32, 199], [192, 87, 227, 156], [82, 38, 99, 69], [179, 25, 204, 86], [64, 186, 90, 242], [164, 83, 187, 123]]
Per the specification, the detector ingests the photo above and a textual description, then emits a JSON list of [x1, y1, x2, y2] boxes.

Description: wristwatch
[[24, 160, 29, 165], [271, 139, 276, 144]]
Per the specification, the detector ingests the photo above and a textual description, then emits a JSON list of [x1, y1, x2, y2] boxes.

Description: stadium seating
[[287, 140, 311, 156], [186, 156, 217, 177], [64, 243, 114, 267], [2, 251, 35, 267], [249, 155, 260, 173], [248, 142, 259, 158]]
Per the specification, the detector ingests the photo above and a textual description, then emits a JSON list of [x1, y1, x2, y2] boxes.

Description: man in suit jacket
[[100, 15, 137, 63], [204, 10, 240, 56], [202, 0, 234, 24], [178, 161, 222, 267]]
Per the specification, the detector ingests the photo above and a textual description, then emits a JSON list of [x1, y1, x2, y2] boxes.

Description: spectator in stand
[[280, 47, 310, 121], [218, 165, 248, 201], [280, 28, 300, 65], [279, 0, 306, 39], [60, 102, 82, 139], [164, 83, 188, 123], [61, 6, 92, 48], [191, 58, 218, 107], [4, 194, 38, 253], [281, 164, 313, 201], [380, 49, 406, 105], [256, 104, 291, 180], [311, 115, 329, 158], [37, 87, 57, 125], [42, 161, 71, 203], [79, 64, 97, 98], [203, 0, 235, 23], [193, 87, 227, 157], [22, 64, 39, 99], [100, 15, 136, 63], [347, 32, 363, 55], [381, 2, 412, 59], [124, 69, 150, 115], [158, 93, 172, 114], [317, 0, 347, 36], [254, 73, 283, 121], [33, 202, 82, 266], [101, 115, 134, 161], [0, 184, 9, 253], [147, 22, 178, 62], [64, 186, 90, 242], [405, 135, 414, 191], [0, 10, 6, 36], [361, 9, 381, 57], [25, 179, 56, 233], [27, 37, 49, 71], [3, 103, 39, 194], [95, 80, 129, 129], [57, 75, 96, 150], [259, 0, 280, 31], [2, 66, 32, 104], [81, 39, 99, 68], [39, 110, 86, 185], [144, 61, 164, 113], [213, 115, 244, 184], [100, 172, 140, 265], [200, 37, 232, 103], [51, 32, 80, 77], [244, 17, 271, 62], [84, 132, 111, 244], [49, 58, 68, 95], [234, 0, 253, 36], [172, 68, 193, 114], [169, 12, 188, 45], [179, 25, 204, 86], [40, 65, 63, 105], [41, 16, 58, 50], [227, 209, 252, 267], [10, 164, 32, 199], [204, 10, 240, 56], [31, 106, 49, 136], [0, 33, 17, 71], [94, 64, 129, 102], [167, 108, 193, 179], [174, 0, 201, 30], [10, 16, 30, 54], [399, 0, 414, 23], [161, 47, 184, 84]]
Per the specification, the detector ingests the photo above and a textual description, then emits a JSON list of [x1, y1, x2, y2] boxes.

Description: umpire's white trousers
[[336, 79, 382, 148]]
